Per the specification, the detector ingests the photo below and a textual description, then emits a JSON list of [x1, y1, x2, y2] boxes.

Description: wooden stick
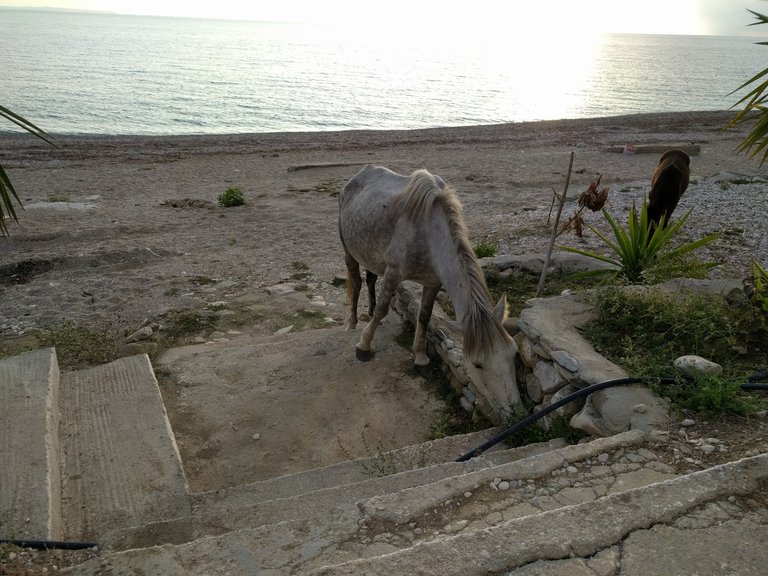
[[536, 152, 574, 298]]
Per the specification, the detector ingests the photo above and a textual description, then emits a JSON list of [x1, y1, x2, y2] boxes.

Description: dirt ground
[[1, 110, 766, 495]]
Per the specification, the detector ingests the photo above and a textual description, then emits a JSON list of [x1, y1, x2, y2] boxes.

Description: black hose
[[456, 373, 768, 463], [0, 538, 97, 550]]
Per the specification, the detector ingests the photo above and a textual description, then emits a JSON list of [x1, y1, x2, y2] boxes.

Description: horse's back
[[340, 165, 446, 276], [341, 165, 407, 204]]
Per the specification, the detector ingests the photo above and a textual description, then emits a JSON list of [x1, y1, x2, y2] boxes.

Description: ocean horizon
[[1, 8, 765, 136]]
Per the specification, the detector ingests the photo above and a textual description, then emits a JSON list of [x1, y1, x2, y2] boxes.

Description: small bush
[[474, 240, 498, 258], [47, 193, 70, 202], [218, 187, 245, 207]]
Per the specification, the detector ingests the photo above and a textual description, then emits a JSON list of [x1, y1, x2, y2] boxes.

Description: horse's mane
[[397, 170, 511, 358]]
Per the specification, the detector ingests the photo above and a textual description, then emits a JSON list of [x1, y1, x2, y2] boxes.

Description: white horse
[[339, 165, 522, 417]]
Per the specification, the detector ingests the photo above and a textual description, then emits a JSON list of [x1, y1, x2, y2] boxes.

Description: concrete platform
[[59, 354, 191, 540], [0, 347, 61, 540]]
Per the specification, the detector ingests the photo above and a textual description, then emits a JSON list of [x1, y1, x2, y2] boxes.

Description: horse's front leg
[[413, 285, 439, 368], [356, 270, 400, 361]]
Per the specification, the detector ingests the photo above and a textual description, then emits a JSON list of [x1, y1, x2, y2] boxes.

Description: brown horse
[[647, 149, 690, 228], [339, 165, 522, 416]]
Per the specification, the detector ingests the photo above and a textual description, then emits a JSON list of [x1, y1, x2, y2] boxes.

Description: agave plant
[[1, 105, 55, 236], [561, 198, 718, 283]]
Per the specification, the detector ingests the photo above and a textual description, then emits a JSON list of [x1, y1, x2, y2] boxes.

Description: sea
[[1, 8, 766, 136]]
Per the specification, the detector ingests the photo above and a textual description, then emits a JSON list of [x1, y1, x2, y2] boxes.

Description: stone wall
[[391, 254, 739, 435]]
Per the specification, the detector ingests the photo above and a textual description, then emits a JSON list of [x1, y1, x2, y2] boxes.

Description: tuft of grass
[[474, 240, 499, 259], [582, 287, 767, 415], [218, 187, 245, 207], [330, 276, 346, 288], [38, 321, 120, 369], [280, 308, 327, 331], [667, 373, 765, 415], [46, 193, 70, 202], [290, 260, 310, 281], [162, 310, 218, 340], [485, 268, 601, 318]]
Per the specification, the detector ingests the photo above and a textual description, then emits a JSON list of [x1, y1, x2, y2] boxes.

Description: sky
[[2, 0, 768, 37]]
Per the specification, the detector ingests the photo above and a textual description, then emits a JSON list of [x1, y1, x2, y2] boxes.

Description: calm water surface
[[1, 9, 764, 135]]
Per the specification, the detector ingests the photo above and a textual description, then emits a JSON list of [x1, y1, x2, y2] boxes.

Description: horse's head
[[464, 295, 524, 421]]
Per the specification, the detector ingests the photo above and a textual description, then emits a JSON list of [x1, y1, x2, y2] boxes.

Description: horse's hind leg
[[344, 250, 363, 330], [356, 269, 399, 361], [413, 285, 439, 369], [365, 271, 377, 317]]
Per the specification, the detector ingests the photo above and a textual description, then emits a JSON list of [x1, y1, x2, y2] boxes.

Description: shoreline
[[0, 109, 743, 148]]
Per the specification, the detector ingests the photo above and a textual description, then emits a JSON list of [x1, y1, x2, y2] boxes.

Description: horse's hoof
[[413, 363, 431, 378], [356, 348, 374, 362]]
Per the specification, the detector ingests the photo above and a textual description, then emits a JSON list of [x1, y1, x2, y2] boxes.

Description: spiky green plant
[[561, 199, 718, 282], [1, 106, 55, 236]]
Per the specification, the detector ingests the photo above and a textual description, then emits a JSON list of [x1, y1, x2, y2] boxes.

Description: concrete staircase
[[1, 347, 767, 575]]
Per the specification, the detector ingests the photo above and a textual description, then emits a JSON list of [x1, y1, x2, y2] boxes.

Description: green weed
[[474, 240, 499, 258], [218, 187, 245, 207]]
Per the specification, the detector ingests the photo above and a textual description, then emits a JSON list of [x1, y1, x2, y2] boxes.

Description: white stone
[[700, 444, 716, 454], [533, 360, 567, 394], [673, 355, 723, 378], [126, 325, 153, 342], [275, 325, 294, 335], [252, 433, 260, 440], [633, 403, 647, 414], [265, 283, 296, 296], [681, 418, 696, 427], [498, 481, 511, 491]]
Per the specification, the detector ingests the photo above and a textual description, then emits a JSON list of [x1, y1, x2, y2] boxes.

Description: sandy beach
[[1, 110, 766, 343]]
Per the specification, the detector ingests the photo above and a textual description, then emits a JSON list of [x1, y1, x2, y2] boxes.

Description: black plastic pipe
[[0, 537, 97, 550], [456, 374, 768, 463]]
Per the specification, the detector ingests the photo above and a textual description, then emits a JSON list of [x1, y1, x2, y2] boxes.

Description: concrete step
[[65, 431, 668, 574], [106, 437, 567, 549], [59, 354, 191, 540], [0, 348, 62, 540], [313, 454, 768, 575], [66, 451, 768, 576], [188, 425, 519, 513]]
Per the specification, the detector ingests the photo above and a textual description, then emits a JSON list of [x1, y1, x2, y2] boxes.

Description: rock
[[533, 360, 567, 394], [681, 418, 696, 427], [447, 348, 463, 366], [274, 325, 294, 335], [571, 385, 670, 436], [700, 444, 716, 454], [126, 325, 153, 342], [673, 355, 723, 378], [265, 283, 296, 296], [633, 403, 647, 413], [551, 384, 584, 419]]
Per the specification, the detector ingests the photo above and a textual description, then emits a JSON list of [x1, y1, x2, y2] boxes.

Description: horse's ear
[[494, 294, 509, 323]]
